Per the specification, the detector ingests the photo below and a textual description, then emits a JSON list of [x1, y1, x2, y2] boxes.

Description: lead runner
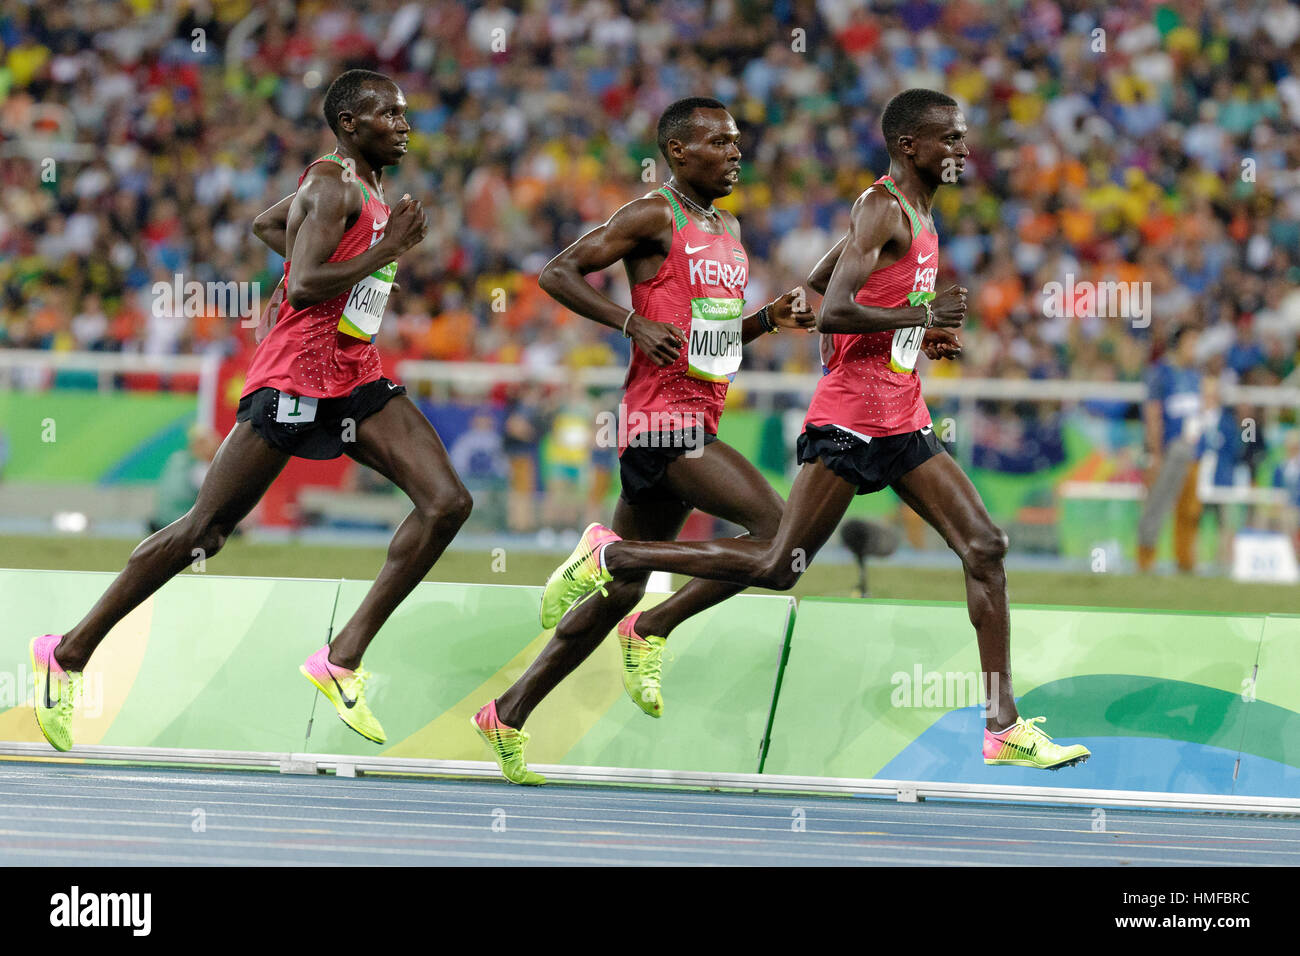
[[29, 70, 473, 750], [540, 89, 1090, 772]]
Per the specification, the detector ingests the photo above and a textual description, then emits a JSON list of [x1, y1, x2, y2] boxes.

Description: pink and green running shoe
[[30, 634, 81, 752], [617, 612, 666, 718], [983, 716, 1090, 770], [540, 523, 619, 628], [300, 645, 386, 744], [472, 700, 545, 786]]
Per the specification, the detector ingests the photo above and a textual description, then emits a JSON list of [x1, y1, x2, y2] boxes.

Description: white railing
[[395, 359, 1300, 408], [3, 351, 1297, 434], [0, 349, 222, 427]]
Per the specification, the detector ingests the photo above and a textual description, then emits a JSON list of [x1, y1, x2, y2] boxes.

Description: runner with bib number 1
[[29, 70, 474, 753], [471, 97, 815, 784]]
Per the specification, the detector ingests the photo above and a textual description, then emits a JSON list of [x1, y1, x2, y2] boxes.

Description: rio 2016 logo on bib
[[890, 288, 936, 374], [687, 297, 744, 382], [339, 260, 397, 341]]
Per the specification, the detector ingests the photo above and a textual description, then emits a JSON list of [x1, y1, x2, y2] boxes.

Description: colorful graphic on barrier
[[2, 570, 1296, 797], [764, 598, 1297, 798], [0, 570, 792, 774]]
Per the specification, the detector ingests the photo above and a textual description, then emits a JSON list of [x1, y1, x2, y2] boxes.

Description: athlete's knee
[[176, 511, 236, 560], [417, 486, 473, 530], [607, 576, 647, 608], [960, 525, 1009, 574], [755, 546, 803, 591]]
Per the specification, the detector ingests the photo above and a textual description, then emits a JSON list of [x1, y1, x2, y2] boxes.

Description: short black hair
[[322, 69, 395, 135], [657, 97, 728, 162], [881, 89, 958, 156]]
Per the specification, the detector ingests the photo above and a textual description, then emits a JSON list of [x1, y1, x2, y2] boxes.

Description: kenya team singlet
[[621, 186, 749, 451], [805, 175, 938, 438], [243, 154, 396, 400]]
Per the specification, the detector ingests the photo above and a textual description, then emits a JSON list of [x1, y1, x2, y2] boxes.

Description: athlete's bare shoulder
[[719, 209, 741, 240], [297, 159, 363, 219], [602, 191, 675, 252], [848, 183, 909, 252]]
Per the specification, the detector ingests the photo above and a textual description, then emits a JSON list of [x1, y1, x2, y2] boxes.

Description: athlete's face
[[905, 107, 969, 184], [341, 82, 411, 166], [674, 109, 742, 198]]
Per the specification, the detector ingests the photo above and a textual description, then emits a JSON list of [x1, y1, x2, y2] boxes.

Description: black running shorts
[[618, 430, 718, 507], [236, 377, 407, 460], [796, 423, 945, 495]]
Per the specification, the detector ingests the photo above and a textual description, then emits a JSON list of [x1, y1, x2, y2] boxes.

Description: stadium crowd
[[2, 0, 1300, 553], [1, 0, 1298, 381]]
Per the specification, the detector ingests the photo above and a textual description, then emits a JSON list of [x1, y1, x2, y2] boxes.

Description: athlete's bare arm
[[818, 188, 966, 335], [538, 195, 686, 366], [284, 164, 426, 309], [809, 225, 959, 358], [252, 193, 295, 258]]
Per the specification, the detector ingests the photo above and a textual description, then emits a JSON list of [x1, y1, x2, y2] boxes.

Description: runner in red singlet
[[471, 98, 815, 784], [543, 89, 1091, 772], [30, 71, 472, 752]]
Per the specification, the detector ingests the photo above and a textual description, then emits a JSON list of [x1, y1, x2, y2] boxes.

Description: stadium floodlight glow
[[52, 511, 89, 533]]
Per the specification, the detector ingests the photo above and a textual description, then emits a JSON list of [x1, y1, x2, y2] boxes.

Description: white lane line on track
[[2, 812, 1295, 866], [0, 801, 1294, 855], [4, 770, 1294, 830], [1, 809, 1294, 862], [0, 827, 1255, 867], [0, 787, 1294, 848]]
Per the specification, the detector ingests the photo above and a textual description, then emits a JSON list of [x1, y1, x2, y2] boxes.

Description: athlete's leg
[[1172, 467, 1201, 572], [57, 423, 289, 670], [327, 395, 473, 669], [604, 459, 858, 591], [495, 495, 691, 729], [632, 440, 785, 638], [889, 451, 1017, 730]]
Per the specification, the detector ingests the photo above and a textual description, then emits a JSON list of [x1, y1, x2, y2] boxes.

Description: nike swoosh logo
[[916, 251, 935, 263], [43, 659, 55, 710], [327, 663, 357, 708], [388, 382, 398, 389], [920, 426, 933, 434], [684, 242, 713, 254], [372, 219, 388, 231]]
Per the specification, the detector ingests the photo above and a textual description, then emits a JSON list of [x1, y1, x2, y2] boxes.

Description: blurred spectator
[[149, 423, 219, 533], [1137, 326, 1204, 573], [1271, 431, 1300, 544], [502, 383, 552, 533]]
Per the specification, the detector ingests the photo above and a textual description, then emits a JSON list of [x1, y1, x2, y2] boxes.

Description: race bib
[[889, 290, 935, 374], [686, 297, 744, 382], [338, 261, 397, 341], [276, 394, 318, 423]]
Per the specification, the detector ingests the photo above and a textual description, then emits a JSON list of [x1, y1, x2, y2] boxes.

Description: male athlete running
[[472, 97, 814, 784], [541, 89, 1090, 772], [30, 70, 473, 750]]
